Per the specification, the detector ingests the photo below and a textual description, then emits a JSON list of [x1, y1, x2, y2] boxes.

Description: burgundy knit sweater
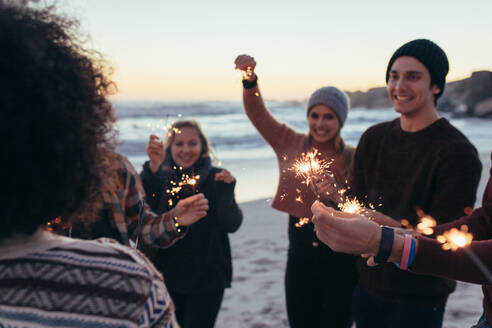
[[412, 152, 492, 323], [352, 118, 482, 306]]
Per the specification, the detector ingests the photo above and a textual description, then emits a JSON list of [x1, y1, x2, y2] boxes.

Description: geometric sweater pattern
[[0, 236, 178, 328]]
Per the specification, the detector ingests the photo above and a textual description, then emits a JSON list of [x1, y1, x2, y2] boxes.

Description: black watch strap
[[374, 226, 394, 264], [242, 75, 258, 89]]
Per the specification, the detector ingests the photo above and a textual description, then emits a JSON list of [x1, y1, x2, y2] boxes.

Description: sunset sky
[[64, 0, 491, 101]]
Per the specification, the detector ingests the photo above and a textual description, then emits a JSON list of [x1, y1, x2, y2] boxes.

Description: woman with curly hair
[[0, 3, 179, 327]]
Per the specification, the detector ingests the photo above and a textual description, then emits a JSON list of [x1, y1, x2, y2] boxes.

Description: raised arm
[[140, 135, 166, 211], [235, 54, 299, 150]]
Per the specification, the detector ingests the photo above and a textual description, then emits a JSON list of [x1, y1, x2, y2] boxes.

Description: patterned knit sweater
[[0, 229, 178, 328]]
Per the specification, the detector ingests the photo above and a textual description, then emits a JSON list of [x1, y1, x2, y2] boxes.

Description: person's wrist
[[388, 233, 405, 263], [374, 226, 394, 264], [242, 74, 258, 89], [149, 160, 161, 173], [371, 225, 382, 255], [170, 209, 187, 233]]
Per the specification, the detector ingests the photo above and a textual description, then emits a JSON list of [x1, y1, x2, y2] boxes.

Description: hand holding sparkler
[[173, 193, 209, 226], [234, 54, 257, 81], [311, 201, 381, 255], [146, 134, 165, 173], [215, 169, 235, 184]]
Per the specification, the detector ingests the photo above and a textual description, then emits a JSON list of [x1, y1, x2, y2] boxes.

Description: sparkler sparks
[[166, 173, 201, 197], [436, 225, 492, 284], [416, 216, 437, 235], [437, 225, 473, 251], [337, 197, 365, 214], [241, 66, 255, 80], [291, 149, 332, 197], [295, 217, 310, 228], [168, 127, 182, 137], [45, 217, 63, 232]]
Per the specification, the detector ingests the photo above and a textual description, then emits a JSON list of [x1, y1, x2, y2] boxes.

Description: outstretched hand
[[215, 169, 235, 184], [146, 134, 165, 173], [234, 54, 256, 81], [173, 193, 209, 226], [311, 201, 381, 256]]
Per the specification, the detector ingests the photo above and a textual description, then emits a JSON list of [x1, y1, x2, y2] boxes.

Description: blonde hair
[[163, 120, 213, 164]]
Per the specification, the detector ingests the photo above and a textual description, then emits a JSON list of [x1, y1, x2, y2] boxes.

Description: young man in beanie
[[347, 39, 482, 327]]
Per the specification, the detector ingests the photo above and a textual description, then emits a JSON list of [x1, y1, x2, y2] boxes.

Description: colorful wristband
[[407, 237, 416, 268], [374, 226, 394, 264], [400, 235, 413, 270]]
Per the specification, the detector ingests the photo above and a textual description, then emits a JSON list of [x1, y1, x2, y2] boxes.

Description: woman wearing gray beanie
[[235, 54, 356, 328]]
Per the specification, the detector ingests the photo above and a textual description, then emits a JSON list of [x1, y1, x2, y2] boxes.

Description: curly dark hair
[[0, 2, 117, 240]]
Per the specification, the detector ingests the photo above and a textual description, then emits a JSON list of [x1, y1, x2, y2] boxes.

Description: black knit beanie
[[386, 39, 449, 101]]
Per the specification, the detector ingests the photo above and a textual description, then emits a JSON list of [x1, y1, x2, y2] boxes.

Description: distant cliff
[[345, 71, 492, 117]]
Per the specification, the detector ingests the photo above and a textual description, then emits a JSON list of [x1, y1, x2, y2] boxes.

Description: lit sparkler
[[416, 215, 437, 235], [295, 217, 310, 228], [437, 225, 492, 284], [437, 225, 473, 251], [45, 216, 64, 232], [166, 172, 201, 197], [338, 196, 365, 214], [291, 149, 332, 197]]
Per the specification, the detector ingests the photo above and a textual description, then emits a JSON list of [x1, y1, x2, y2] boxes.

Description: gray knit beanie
[[307, 86, 350, 126]]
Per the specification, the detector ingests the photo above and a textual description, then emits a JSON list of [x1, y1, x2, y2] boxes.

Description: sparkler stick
[[292, 149, 331, 198], [211, 143, 222, 167], [464, 248, 492, 285], [437, 225, 492, 285]]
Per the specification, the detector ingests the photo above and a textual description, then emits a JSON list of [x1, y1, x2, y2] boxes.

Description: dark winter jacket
[[141, 157, 243, 294]]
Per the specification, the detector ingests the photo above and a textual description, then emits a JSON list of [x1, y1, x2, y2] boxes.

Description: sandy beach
[[216, 198, 484, 328]]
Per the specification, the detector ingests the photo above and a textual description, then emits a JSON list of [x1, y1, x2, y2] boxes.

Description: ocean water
[[114, 101, 491, 203]]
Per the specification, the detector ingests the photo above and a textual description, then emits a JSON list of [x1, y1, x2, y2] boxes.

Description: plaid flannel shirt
[[103, 154, 183, 248]]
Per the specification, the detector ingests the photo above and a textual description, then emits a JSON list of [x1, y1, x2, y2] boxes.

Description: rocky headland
[[346, 70, 492, 117]]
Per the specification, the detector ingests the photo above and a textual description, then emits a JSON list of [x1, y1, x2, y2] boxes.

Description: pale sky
[[60, 0, 491, 101]]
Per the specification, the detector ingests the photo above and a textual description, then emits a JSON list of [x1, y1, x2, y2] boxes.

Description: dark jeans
[[472, 313, 492, 328], [285, 216, 357, 328], [353, 284, 446, 328], [169, 289, 224, 328]]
